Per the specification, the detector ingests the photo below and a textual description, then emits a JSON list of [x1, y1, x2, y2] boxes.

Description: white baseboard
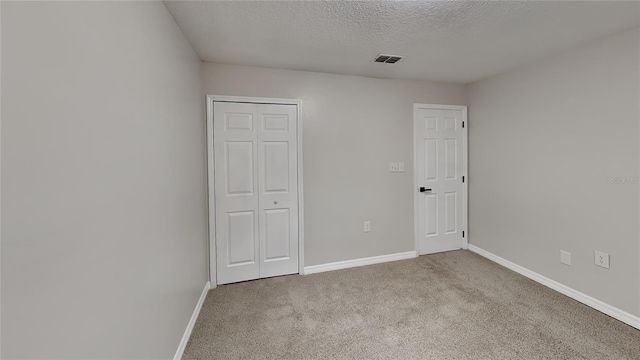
[[468, 245, 640, 330], [304, 251, 417, 275], [174, 281, 210, 360]]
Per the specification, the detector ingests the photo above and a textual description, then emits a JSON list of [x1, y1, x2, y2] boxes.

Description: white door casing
[[212, 99, 301, 285], [414, 104, 468, 255]]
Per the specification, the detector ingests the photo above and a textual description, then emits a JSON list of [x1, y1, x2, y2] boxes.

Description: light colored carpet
[[183, 250, 640, 359]]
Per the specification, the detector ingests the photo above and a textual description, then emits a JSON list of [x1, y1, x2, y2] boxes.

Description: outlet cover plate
[[364, 221, 371, 233], [594, 250, 610, 269]]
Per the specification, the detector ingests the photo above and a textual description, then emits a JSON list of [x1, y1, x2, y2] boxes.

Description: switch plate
[[398, 162, 405, 172], [389, 163, 398, 172], [364, 221, 371, 233], [560, 250, 571, 266], [594, 250, 610, 269]]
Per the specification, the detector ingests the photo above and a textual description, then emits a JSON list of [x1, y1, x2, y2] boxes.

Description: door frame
[[413, 104, 468, 255], [206, 95, 305, 287]]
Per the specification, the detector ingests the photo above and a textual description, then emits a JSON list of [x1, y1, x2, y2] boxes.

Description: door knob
[[274, 200, 279, 205], [419, 187, 432, 193]]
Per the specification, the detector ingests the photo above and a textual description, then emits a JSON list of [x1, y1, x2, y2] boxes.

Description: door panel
[[263, 142, 290, 193], [444, 192, 457, 234], [226, 211, 256, 265], [264, 209, 290, 260], [445, 139, 457, 179], [258, 104, 298, 278], [225, 142, 254, 195], [425, 194, 438, 236], [263, 114, 289, 131], [225, 113, 253, 131], [215, 101, 299, 284], [425, 139, 438, 180], [415, 107, 465, 255], [215, 103, 260, 284]]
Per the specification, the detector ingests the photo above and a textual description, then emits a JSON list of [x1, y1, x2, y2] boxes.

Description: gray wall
[[1, 2, 208, 358], [202, 63, 467, 267], [468, 28, 640, 316]]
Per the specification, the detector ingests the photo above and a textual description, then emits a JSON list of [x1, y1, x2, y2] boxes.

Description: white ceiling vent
[[373, 54, 403, 64]]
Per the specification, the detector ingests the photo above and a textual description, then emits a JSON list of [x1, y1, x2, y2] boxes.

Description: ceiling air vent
[[373, 54, 403, 64]]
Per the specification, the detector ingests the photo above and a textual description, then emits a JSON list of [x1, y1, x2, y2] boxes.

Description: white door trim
[[413, 104, 468, 255], [206, 95, 305, 287]]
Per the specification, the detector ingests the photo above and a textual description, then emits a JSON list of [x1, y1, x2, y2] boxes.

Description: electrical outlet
[[594, 250, 610, 269], [560, 250, 571, 266], [364, 221, 371, 233], [389, 163, 398, 172], [398, 162, 405, 172]]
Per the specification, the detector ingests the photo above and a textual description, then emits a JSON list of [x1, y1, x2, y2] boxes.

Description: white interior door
[[414, 105, 466, 255], [214, 101, 298, 285]]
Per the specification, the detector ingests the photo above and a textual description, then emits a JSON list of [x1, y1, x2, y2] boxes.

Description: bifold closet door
[[257, 104, 299, 279], [214, 102, 260, 284], [214, 102, 298, 285]]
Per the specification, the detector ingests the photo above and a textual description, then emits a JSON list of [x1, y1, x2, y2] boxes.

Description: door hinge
[[462, 176, 465, 183], [462, 231, 465, 238], [462, 121, 465, 128]]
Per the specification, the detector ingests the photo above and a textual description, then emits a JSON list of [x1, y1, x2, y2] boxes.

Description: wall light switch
[[398, 162, 405, 172], [594, 250, 610, 269], [389, 163, 398, 172], [560, 250, 571, 266]]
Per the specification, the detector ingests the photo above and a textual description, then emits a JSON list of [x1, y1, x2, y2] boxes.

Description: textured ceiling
[[164, 1, 640, 84]]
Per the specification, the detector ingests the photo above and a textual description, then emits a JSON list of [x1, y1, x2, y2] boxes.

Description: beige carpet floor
[[183, 250, 640, 359]]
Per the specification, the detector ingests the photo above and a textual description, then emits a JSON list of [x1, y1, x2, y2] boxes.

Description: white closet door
[[257, 104, 299, 278], [214, 102, 299, 285], [214, 102, 260, 284]]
